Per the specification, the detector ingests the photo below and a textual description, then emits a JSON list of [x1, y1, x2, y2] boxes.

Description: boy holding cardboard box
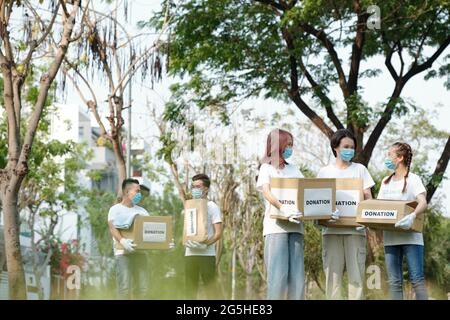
[[108, 178, 150, 300], [317, 129, 375, 300], [377, 142, 428, 300], [184, 174, 222, 299]]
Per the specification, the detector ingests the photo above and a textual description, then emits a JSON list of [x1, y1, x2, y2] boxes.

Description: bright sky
[[62, 1, 450, 216]]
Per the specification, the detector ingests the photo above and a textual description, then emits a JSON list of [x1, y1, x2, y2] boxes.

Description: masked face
[[191, 188, 203, 199], [191, 180, 207, 199], [131, 192, 142, 205], [384, 158, 396, 170], [282, 147, 293, 159], [385, 148, 402, 171], [126, 183, 141, 205], [282, 136, 294, 160], [336, 137, 355, 162], [340, 148, 355, 162]]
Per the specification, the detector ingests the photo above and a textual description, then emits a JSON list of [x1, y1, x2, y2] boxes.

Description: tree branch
[[297, 55, 344, 130], [363, 35, 450, 165], [254, 0, 286, 11], [426, 135, 450, 203], [10, 0, 81, 190], [347, 0, 368, 95], [281, 27, 335, 138], [296, 22, 349, 98], [382, 34, 399, 81], [403, 35, 450, 83]]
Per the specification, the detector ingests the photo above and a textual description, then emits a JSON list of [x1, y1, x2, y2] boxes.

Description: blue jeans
[[264, 233, 305, 300], [384, 245, 428, 300], [115, 253, 149, 299]]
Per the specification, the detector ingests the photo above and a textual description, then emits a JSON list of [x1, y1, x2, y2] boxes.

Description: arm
[[414, 192, 427, 216], [363, 187, 373, 200], [204, 222, 222, 246], [108, 220, 123, 242], [262, 183, 283, 209]]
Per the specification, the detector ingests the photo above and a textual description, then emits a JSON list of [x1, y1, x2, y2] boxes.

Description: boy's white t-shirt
[[107, 203, 149, 256], [377, 172, 426, 246], [317, 162, 375, 236], [185, 201, 222, 257], [256, 163, 305, 236]]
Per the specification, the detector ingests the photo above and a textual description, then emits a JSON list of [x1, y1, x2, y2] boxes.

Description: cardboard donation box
[[356, 199, 423, 232], [269, 178, 336, 221], [183, 199, 208, 244], [319, 179, 364, 228], [116, 215, 173, 250]]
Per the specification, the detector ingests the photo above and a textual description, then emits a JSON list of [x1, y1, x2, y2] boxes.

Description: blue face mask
[[192, 188, 203, 199], [283, 147, 293, 159], [131, 192, 142, 205], [384, 158, 396, 171], [340, 148, 355, 162]]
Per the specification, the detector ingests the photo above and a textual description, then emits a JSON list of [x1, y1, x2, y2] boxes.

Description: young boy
[[184, 174, 222, 299]]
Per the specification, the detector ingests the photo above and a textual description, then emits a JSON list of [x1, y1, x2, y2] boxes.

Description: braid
[[402, 143, 413, 193], [384, 172, 395, 185]]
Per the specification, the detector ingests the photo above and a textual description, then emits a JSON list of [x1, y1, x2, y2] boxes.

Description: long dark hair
[[384, 142, 413, 193]]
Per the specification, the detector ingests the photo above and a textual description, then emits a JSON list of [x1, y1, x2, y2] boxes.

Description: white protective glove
[[288, 213, 303, 224], [120, 238, 137, 253], [185, 240, 208, 250], [325, 208, 340, 223], [356, 225, 367, 232], [279, 204, 303, 224], [395, 212, 416, 230]]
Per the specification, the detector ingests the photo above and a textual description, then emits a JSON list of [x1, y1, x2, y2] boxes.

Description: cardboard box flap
[[335, 178, 363, 190], [360, 199, 418, 210], [269, 177, 300, 189]]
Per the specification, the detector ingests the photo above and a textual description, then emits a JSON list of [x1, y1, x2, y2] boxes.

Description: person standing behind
[[184, 174, 223, 299], [378, 142, 428, 300], [108, 178, 149, 299], [317, 129, 375, 300], [256, 128, 305, 300]]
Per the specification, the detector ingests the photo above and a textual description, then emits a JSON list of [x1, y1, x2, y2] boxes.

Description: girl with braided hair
[[378, 142, 428, 300]]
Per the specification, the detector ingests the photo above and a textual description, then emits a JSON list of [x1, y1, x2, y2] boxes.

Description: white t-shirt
[[377, 172, 426, 246], [317, 162, 375, 236], [107, 203, 149, 256], [185, 201, 222, 257], [256, 163, 305, 236]]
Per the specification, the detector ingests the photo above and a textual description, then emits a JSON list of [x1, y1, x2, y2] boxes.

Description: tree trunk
[[245, 271, 253, 300], [111, 138, 126, 196], [1, 192, 26, 299]]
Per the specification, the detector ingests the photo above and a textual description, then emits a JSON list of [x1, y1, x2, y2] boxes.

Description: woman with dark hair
[[317, 129, 375, 300], [378, 142, 428, 300], [256, 128, 305, 300]]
